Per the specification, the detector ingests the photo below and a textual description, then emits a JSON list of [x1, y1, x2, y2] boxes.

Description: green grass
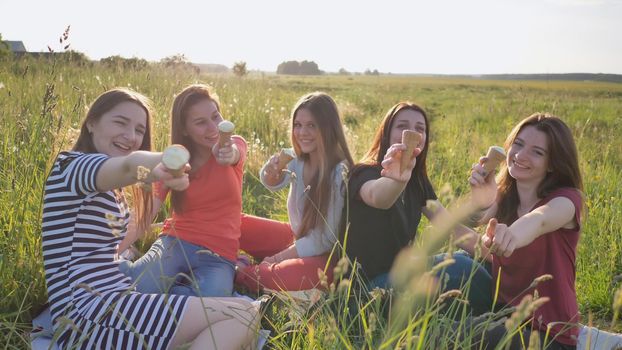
[[1, 56, 621, 348]]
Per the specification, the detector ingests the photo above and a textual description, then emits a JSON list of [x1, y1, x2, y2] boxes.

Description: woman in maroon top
[[460, 112, 584, 349]]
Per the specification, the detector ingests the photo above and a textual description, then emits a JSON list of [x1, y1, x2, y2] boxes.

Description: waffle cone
[[400, 130, 422, 173], [218, 131, 232, 148], [277, 149, 295, 170], [482, 146, 506, 175]]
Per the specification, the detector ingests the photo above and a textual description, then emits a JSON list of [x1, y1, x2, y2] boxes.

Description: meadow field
[[1, 56, 621, 348]]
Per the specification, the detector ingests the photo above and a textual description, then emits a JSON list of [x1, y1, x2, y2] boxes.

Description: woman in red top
[[120, 84, 247, 297], [445, 113, 584, 349]]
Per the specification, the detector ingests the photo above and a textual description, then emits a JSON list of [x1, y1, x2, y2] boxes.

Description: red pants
[[237, 214, 335, 292]]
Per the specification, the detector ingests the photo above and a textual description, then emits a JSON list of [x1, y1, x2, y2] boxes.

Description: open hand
[[380, 144, 421, 182]]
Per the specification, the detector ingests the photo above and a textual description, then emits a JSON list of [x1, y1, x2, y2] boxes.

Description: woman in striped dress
[[42, 88, 259, 349]]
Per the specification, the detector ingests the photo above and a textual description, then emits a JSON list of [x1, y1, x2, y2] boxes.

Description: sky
[[1, 0, 621, 74]]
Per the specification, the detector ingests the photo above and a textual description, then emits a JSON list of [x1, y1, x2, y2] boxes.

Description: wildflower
[[333, 257, 350, 278], [435, 289, 462, 305], [528, 274, 554, 289], [430, 258, 455, 274], [505, 295, 550, 332], [365, 312, 377, 339], [317, 268, 328, 289], [369, 287, 389, 300], [337, 279, 351, 293], [325, 317, 337, 343], [527, 332, 540, 350]]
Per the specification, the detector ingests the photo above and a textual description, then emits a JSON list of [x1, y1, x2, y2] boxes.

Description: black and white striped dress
[[42, 151, 189, 349]]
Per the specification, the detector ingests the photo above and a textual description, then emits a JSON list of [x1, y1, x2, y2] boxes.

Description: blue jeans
[[432, 251, 493, 315], [368, 272, 392, 290], [119, 235, 235, 297]]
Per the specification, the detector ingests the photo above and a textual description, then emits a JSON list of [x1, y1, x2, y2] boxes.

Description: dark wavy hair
[[353, 102, 431, 189], [496, 113, 583, 224]]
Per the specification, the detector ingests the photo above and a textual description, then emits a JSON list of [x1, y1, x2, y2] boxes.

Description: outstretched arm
[[212, 140, 240, 166], [489, 196, 577, 257], [259, 154, 290, 190], [95, 151, 164, 192], [359, 144, 421, 209], [468, 155, 500, 226]]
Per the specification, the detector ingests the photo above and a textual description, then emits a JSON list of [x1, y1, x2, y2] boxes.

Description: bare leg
[[190, 317, 258, 350], [169, 297, 259, 350]]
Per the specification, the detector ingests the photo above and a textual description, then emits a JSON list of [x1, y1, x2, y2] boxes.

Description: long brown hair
[[292, 92, 354, 237], [355, 102, 431, 187], [496, 113, 584, 224], [72, 88, 154, 236], [169, 84, 221, 213]]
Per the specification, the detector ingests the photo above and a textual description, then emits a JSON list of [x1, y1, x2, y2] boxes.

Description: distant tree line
[[478, 73, 622, 84], [100, 55, 148, 70], [277, 60, 322, 75]]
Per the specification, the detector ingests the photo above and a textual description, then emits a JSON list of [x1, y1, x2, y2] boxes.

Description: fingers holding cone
[[277, 148, 295, 171], [400, 130, 422, 173], [218, 120, 235, 148]]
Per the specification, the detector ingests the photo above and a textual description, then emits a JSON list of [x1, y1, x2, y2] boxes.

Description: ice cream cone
[[400, 130, 422, 173], [218, 120, 235, 148], [162, 144, 190, 177], [277, 149, 295, 170], [482, 146, 506, 176]]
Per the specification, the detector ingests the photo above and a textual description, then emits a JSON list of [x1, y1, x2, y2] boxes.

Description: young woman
[[235, 92, 354, 292], [119, 84, 246, 298], [42, 88, 258, 349], [341, 102, 479, 289], [445, 113, 584, 349]]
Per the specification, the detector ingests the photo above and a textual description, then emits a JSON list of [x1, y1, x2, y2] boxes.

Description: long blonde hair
[[72, 88, 154, 236], [291, 92, 354, 237]]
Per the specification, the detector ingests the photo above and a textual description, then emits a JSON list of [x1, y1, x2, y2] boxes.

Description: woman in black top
[[342, 102, 479, 288]]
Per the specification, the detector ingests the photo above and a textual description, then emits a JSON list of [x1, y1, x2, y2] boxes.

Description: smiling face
[[293, 108, 321, 156], [507, 125, 550, 185], [389, 109, 427, 150], [183, 98, 223, 150], [87, 101, 147, 157]]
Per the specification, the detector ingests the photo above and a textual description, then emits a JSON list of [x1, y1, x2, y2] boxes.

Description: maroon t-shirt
[[492, 187, 582, 345]]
